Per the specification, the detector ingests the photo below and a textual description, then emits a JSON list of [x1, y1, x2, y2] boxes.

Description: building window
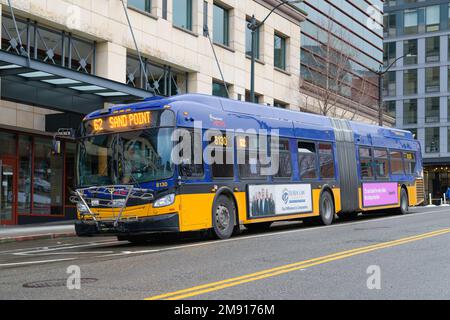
[[212, 80, 229, 97], [404, 39, 417, 65], [173, 0, 192, 30], [425, 127, 440, 153], [386, 100, 396, 118], [203, 1, 208, 36], [426, 67, 440, 93], [274, 100, 288, 108], [403, 99, 417, 125], [448, 128, 450, 153], [404, 9, 418, 35], [246, 18, 260, 59], [245, 90, 262, 103], [383, 42, 396, 67], [274, 33, 286, 70], [425, 97, 440, 123], [384, 13, 397, 37], [426, 36, 440, 62], [383, 71, 396, 97], [163, 0, 168, 19], [448, 97, 450, 122], [128, 0, 152, 13], [403, 69, 417, 95], [213, 3, 229, 46], [426, 5, 440, 32]]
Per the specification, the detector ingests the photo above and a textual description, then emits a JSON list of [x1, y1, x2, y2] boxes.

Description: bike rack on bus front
[[74, 186, 154, 228]]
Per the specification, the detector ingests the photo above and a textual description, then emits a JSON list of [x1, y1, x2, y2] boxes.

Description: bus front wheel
[[319, 191, 335, 226], [212, 195, 236, 239]]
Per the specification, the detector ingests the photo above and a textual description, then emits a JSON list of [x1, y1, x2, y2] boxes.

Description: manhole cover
[[23, 278, 98, 288]]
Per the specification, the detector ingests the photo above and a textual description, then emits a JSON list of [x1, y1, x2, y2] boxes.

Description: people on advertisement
[[250, 188, 275, 217]]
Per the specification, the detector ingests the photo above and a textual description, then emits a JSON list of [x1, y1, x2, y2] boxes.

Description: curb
[[0, 232, 77, 244]]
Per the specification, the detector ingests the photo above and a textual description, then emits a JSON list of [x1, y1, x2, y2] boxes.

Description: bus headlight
[[77, 203, 89, 214], [153, 194, 176, 208]]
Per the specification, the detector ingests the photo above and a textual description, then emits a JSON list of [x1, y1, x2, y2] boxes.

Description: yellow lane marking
[[145, 227, 450, 300]]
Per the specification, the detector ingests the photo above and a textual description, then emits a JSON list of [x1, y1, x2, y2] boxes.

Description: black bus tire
[[212, 195, 236, 239], [397, 188, 409, 215], [319, 191, 335, 226], [244, 222, 272, 231]]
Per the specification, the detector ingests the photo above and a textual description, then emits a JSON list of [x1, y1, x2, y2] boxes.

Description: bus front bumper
[[75, 213, 180, 237]]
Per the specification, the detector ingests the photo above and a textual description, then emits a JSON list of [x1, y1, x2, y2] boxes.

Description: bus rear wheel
[[318, 191, 335, 225], [396, 188, 409, 215], [212, 195, 236, 239]]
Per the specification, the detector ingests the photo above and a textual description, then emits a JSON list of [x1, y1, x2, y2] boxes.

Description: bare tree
[[300, 18, 377, 120]]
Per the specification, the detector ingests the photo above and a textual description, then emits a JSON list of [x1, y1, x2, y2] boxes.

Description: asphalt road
[[0, 206, 449, 300]]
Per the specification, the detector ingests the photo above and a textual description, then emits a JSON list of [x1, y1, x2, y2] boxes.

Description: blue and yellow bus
[[74, 94, 424, 242]]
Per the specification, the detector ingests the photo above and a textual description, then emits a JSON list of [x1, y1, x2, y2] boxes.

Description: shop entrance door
[[0, 159, 16, 225]]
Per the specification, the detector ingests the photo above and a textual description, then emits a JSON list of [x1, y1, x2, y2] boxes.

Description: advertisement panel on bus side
[[362, 182, 398, 208], [248, 184, 312, 218]]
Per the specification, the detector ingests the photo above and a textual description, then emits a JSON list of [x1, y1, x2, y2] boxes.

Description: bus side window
[[180, 130, 204, 178], [404, 152, 416, 175], [318, 143, 335, 179], [390, 150, 404, 175], [359, 147, 374, 179], [374, 148, 389, 178], [274, 139, 292, 179], [211, 132, 234, 179], [237, 134, 263, 179], [298, 141, 317, 179]]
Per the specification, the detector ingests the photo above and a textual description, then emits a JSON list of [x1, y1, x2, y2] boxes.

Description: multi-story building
[[296, 0, 387, 125], [383, 0, 450, 200], [0, 0, 305, 225]]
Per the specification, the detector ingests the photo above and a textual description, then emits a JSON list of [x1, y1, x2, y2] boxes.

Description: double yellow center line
[[145, 227, 450, 300]]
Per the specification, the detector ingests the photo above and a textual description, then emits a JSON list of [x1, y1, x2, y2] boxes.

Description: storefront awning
[[0, 50, 153, 114]]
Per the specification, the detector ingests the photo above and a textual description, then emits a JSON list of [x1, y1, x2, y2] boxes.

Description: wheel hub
[[216, 204, 230, 231]]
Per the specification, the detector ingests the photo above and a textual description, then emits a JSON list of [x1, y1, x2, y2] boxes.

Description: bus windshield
[[77, 128, 174, 187]]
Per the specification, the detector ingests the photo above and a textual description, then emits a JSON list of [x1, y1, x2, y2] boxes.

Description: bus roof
[[84, 93, 415, 143]]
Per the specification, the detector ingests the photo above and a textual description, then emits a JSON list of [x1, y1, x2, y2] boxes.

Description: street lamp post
[[376, 54, 411, 126], [247, 0, 303, 103]]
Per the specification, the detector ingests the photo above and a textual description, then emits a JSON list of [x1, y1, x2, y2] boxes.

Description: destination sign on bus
[[85, 111, 152, 135]]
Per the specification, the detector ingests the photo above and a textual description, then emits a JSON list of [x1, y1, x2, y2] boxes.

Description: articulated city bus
[[74, 94, 424, 242]]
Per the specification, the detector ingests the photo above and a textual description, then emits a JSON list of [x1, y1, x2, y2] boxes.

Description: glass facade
[[384, 1, 450, 199], [0, 130, 76, 224], [298, 0, 383, 111]]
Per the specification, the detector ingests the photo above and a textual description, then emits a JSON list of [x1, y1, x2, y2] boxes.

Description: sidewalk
[[0, 221, 76, 244]]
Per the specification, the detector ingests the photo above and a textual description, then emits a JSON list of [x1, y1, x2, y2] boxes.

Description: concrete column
[[95, 42, 127, 84], [417, 98, 425, 126]]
